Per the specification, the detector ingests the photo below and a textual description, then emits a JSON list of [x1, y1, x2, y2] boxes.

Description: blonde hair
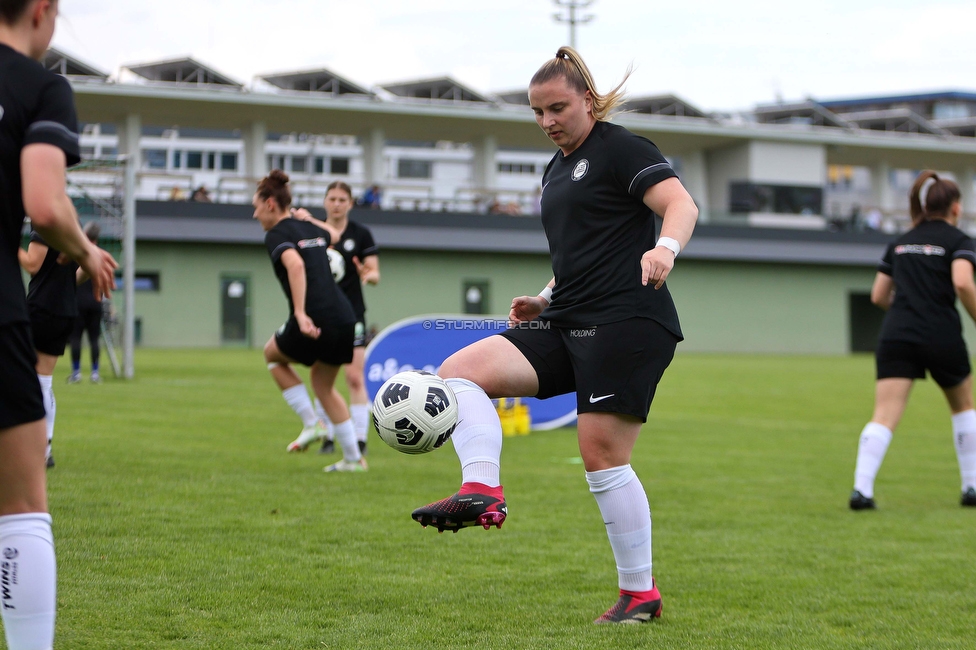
[[529, 46, 630, 121]]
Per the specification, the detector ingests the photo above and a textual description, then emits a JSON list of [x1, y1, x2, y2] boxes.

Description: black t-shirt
[[26, 231, 77, 318], [878, 219, 976, 344], [0, 44, 80, 326], [539, 120, 682, 337], [332, 218, 378, 321], [264, 217, 355, 327]]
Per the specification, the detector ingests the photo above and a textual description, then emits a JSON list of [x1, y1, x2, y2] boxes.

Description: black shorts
[[0, 322, 46, 429], [274, 317, 355, 367], [499, 317, 678, 422], [876, 338, 971, 389], [353, 320, 367, 348], [29, 307, 74, 356]]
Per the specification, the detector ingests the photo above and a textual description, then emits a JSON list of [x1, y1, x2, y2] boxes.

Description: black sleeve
[[265, 227, 295, 263], [952, 234, 976, 269], [359, 225, 378, 257], [29, 231, 46, 246], [24, 75, 80, 167], [878, 243, 894, 276], [609, 129, 678, 200]]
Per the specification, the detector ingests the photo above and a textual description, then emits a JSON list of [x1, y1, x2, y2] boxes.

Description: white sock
[[37, 375, 54, 447], [854, 422, 893, 498], [445, 378, 501, 487], [585, 465, 653, 592], [0, 513, 56, 650], [281, 385, 317, 429], [313, 399, 335, 440], [350, 404, 370, 443], [333, 419, 361, 462], [951, 410, 976, 491]]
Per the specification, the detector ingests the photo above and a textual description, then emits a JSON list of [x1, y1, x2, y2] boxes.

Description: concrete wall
[[129, 240, 976, 355]]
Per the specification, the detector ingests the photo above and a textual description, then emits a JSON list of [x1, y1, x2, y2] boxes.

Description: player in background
[[0, 1, 117, 647], [293, 181, 380, 455], [850, 171, 976, 510], [67, 222, 104, 384], [253, 170, 367, 472], [410, 47, 698, 624], [19, 225, 92, 468]]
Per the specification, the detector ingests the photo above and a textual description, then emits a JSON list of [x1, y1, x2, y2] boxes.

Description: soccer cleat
[[66, 372, 81, 384], [323, 457, 368, 472], [90, 371, 101, 384], [962, 487, 976, 507], [318, 439, 335, 455], [45, 454, 55, 469], [411, 482, 507, 533], [849, 489, 876, 510], [287, 424, 326, 452], [358, 440, 368, 456], [595, 583, 663, 624]]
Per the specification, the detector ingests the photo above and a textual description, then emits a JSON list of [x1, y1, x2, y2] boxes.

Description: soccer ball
[[372, 371, 458, 454], [326, 248, 345, 282]]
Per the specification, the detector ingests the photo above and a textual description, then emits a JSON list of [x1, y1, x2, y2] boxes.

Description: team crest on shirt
[[571, 159, 589, 181], [342, 238, 355, 252], [894, 244, 945, 257], [297, 237, 327, 249]]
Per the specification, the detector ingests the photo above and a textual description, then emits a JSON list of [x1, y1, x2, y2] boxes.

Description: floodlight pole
[[553, 0, 595, 50]]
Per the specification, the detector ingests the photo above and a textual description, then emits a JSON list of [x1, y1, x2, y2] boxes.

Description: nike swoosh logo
[[589, 393, 614, 403]]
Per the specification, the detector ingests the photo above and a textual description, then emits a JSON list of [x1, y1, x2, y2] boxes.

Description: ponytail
[[529, 46, 630, 121], [909, 171, 961, 224], [256, 169, 292, 212]]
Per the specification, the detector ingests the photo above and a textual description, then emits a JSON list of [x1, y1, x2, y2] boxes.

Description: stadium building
[[43, 48, 976, 356]]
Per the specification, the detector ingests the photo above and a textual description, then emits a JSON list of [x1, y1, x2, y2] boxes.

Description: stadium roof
[[123, 57, 243, 89], [379, 77, 494, 104], [258, 67, 373, 97], [840, 109, 947, 136], [753, 101, 851, 129], [623, 94, 709, 119], [42, 47, 109, 80], [495, 89, 530, 106], [820, 91, 976, 111]]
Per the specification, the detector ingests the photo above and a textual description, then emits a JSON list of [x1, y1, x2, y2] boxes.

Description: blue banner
[[364, 315, 577, 430]]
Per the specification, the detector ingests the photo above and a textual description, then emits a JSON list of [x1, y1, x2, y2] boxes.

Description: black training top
[[264, 217, 355, 326], [26, 231, 77, 318], [878, 219, 976, 344], [538, 120, 682, 337], [0, 44, 80, 326], [332, 218, 378, 321]]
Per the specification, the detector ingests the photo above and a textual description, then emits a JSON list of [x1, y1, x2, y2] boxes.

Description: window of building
[[398, 159, 432, 179], [100, 146, 118, 159], [291, 156, 307, 173], [220, 152, 238, 171], [143, 149, 167, 169], [330, 157, 350, 175], [172, 150, 182, 168], [729, 182, 823, 215], [186, 151, 203, 169], [113, 271, 161, 292], [80, 146, 95, 160], [267, 154, 285, 171], [207, 152, 216, 170], [314, 156, 325, 174], [498, 163, 536, 174]]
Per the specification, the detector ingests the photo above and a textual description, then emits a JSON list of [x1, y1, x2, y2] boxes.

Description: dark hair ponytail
[[0, 0, 33, 23], [326, 180, 353, 199], [909, 171, 961, 224], [256, 169, 292, 211]]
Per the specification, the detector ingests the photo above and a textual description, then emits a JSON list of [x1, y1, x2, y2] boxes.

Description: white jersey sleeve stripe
[[627, 162, 672, 196]]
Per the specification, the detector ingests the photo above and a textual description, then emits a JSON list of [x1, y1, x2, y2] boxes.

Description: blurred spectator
[[864, 207, 882, 231], [168, 186, 186, 201], [359, 184, 382, 209], [489, 198, 521, 216], [190, 185, 212, 203]]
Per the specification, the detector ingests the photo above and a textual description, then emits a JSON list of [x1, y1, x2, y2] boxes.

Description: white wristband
[[539, 286, 553, 304], [656, 236, 680, 257]]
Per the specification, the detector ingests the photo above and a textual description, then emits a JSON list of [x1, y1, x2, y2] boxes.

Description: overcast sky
[[52, 0, 975, 112]]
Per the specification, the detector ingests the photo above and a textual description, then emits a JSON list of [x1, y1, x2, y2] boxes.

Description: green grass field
[[10, 349, 975, 649]]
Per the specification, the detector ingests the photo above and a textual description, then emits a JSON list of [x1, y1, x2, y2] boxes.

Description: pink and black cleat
[[594, 581, 663, 624], [411, 482, 507, 533]]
